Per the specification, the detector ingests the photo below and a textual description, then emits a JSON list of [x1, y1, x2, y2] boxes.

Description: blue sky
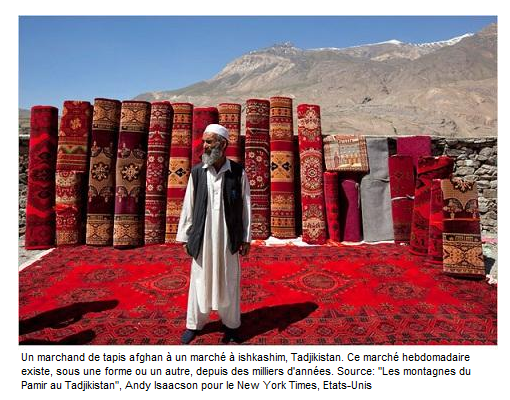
[[19, 16, 496, 110]]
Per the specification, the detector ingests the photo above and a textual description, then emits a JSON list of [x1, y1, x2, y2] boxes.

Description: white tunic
[[176, 160, 251, 312]]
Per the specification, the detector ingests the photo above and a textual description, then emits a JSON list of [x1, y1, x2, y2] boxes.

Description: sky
[[18, 15, 496, 110]]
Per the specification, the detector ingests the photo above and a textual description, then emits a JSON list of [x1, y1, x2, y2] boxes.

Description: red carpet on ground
[[19, 244, 496, 345]]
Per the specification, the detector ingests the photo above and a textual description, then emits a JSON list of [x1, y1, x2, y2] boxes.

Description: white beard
[[202, 146, 223, 166]]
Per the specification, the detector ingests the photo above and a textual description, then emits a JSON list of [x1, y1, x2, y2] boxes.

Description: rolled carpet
[[396, 135, 432, 170], [165, 103, 193, 243], [388, 155, 415, 243], [86, 98, 121, 246], [323, 172, 341, 242], [270, 96, 296, 238], [191, 107, 218, 167], [218, 103, 242, 164], [360, 137, 393, 242], [245, 99, 271, 239], [113, 101, 151, 248], [427, 179, 445, 264], [409, 156, 454, 255], [144, 102, 173, 244], [339, 177, 362, 242], [297, 104, 326, 244], [55, 100, 93, 245], [25, 106, 59, 249]]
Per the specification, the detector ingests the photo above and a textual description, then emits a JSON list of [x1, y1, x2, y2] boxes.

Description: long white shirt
[[176, 160, 251, 312]]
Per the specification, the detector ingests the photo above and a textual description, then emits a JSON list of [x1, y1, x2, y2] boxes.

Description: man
[[177, 123, 251, 344]]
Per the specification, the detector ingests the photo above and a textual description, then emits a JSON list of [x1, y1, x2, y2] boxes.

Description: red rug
[[245, 99, 271, 239], [218, 103, 242, 164], [324, 172, 341, 241], [388, 155, 415, 243], [396, 135, 432, 170], [427, 179, 444, 264], [113, 101, 151, 248], [191, 107, 218, 167], [19, 243, 496, 345], [297, 104, 326, 244], [144, 102, 173, 244], [25, 106, 59, 249], [410, 156, 454, 255], [270, 97, 296, 238], [55, 100, 93, 245], [86, 98, 121, 246], [165, 103, 193, 243]]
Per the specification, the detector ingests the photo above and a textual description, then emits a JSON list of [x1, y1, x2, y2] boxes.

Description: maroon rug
[[410, 156, 454, 255], [441, 178, 485, 278], [270, 97, 296, 238], [55, 100, 93, 245], [218, 103, 242, 164], [86, 98, 121, 246], [144, 102, 173, 244], [19, 243, 496, 345], [324, 172, 341, 241], [191, 107, 218, 167], [339, 176, 362, 242], [245, 99, 271, 239], [396, 135, 432, 170], [297, 104, 326, 244], [25, 106, 59, 249], [165, 103, 193, 243], [388, 155, 415, 243], [113, 101, 151, 248]]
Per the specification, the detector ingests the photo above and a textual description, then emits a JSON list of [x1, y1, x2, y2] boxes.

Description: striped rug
[[270, 96, 295, 238]]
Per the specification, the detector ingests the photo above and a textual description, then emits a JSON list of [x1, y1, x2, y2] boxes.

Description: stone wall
[[18, 136, 498, 236], [431, 137, 497, 235]]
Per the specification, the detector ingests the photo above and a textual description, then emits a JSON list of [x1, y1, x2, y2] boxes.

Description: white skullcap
[[204, 123, 229, 141]]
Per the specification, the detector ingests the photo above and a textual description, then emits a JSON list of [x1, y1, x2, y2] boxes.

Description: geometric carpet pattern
[[19, 244, 496, 345]]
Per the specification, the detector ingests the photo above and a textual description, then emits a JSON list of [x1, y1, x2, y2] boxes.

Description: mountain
[[137, 22, 495, 137]]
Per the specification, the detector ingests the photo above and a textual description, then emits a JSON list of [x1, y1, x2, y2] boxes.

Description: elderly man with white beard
[[177, 123, 251, 344]]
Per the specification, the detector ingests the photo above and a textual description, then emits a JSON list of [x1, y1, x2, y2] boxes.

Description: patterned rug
[[144, 102, 173, 244], [410, 156, 454, 255], [428, 179, 444, 264], [25, 106, 59, 249], [324, 135, 369, 172], [86, 98, 121, 246], [324, 172, 341, 241], [245, 99, 271, 239], [218, 103, 243, 164], [191, 107, 218, 167], [297, 104, 326, 244], [55, 100, 93, 245], [441, 178, 485, 278], [270, 97, 296, 238], [113, 101, 151, 248], [165, 103, 193, 243], [19, 243, 496, 345]]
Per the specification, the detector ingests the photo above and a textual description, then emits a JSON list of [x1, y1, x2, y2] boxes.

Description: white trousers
[[185, 271, 241, 330]]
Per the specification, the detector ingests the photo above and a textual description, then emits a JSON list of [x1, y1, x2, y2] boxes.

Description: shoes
[[222, 326, 241, 344], [181, 329, 198, 344]]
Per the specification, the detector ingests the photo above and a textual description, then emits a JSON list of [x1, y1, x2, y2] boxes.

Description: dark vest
[[185, 160, 245, 260]]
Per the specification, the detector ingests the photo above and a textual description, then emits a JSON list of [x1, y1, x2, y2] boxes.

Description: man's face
[[202, 132, 223, 155]]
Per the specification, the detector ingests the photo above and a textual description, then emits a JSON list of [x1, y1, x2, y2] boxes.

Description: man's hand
[[239, 242, 251, 257]]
